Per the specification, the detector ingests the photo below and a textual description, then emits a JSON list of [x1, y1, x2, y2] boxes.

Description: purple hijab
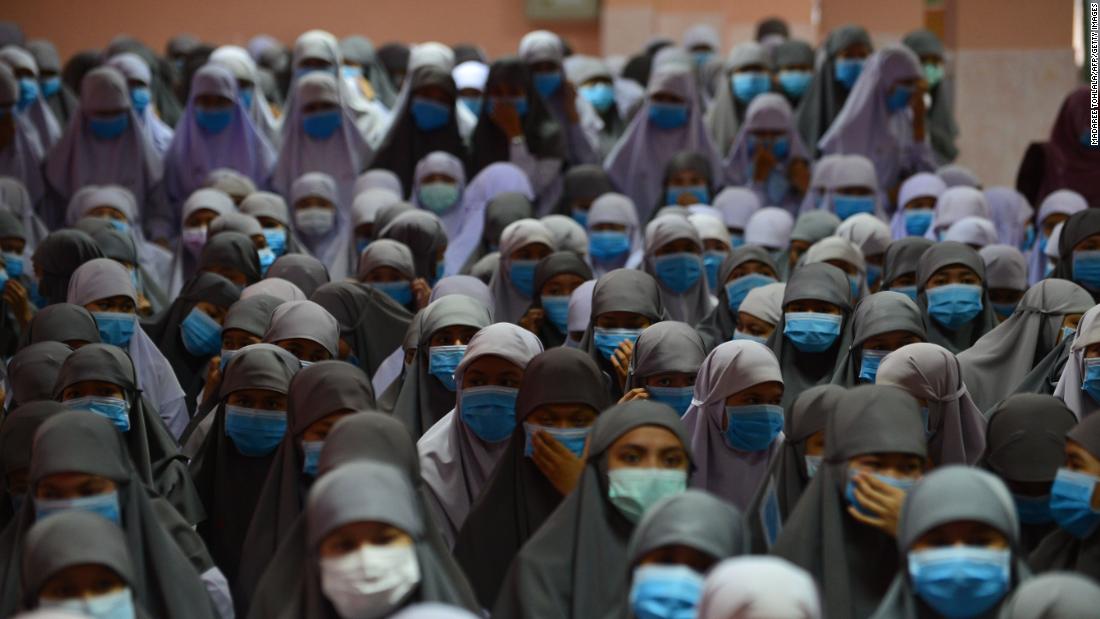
[[105, 53, 174, 158], [722, 93, 811, 213], [0, 64, 45, 204]]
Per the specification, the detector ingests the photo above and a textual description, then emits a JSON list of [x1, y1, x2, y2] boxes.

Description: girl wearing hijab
[[29, 229, 102, 309], [0, 177, 47, 253], [0, 211, 35, 340], [586, 193, 644, 276], [697, 556, 821, 619], [357, 239, 425, 313], [518, 31, 600, 166], [924, 186, 992, 241], [311, 281, 413, 372], [688, 213, 732, 292], [516, 251, 592, 348], [983, 187, 1033, 249], [209, 45, 283, 149], [1052, 209, 1100, 303], [454, 191, 531, 277], [6, 342, 70, 408], [21, 303, 99, 351], [830, 291, 926, 387], [565, 57, 637, 161], [552, 164, 613, 227], [265, 254, 330, 299], [794, 24, 872, 149], [0, 401, 67, 530], [773, 39, 815, 105], [711, 187, 761, 247], [837, 213, 892, 292], [915, 241, 997, 353], [605, 65, 722, 223], [981, 394, 1077, 554], [901, 29, 959, 164], [241, 191, 307, 258], [380, 211, 450, 285], [0, 66, 46, 206], [772, 385, 928, 619], [618, 321, 706, 417], [105, 53, 174, 159], [443, 162, 534, 276], [944, 217, 999, 250], [1053, 304, 1100, 420], [492, 400, 692, 619], [782, 210, 841, 278], [260, 300, 340, 367], [658, 150, 717, 210], [803, 236, 869, 301], [817, 155, 888, 222], [618, 491, 748, 619], [891, 172, 946, 239], [642, 215, 713, 325], [704, 42, 774, 156], [736, 282, 786, 342], [27, 40, 78, 128], [1025, 190, 1086, 284], [0, 46, 61, 151], [767, 262, 853, 407], [723, 93, 812, 213], [453, 58, 489, 119], [1000, 573, 1100, 619], [882, 236, 933, 301], [485, 219, 555, 324], [410, 151, 467, 238]]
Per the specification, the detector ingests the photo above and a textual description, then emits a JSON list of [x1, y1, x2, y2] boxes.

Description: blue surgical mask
[[35, 490, 122, 525], [865, 264, 882, 290], [845, 468, 916, 516], [692, 50, 714, 67], [219, 348, 237, 372], [992, 302, 1017, 319], [724, 273, 777, 313], [665, 185, 708, 206], [702, 250, 727, 290], [607, 468, 687, 523], [89, 113, 129, 140], [410, 96, 452, 131], [593, 326, 642, 361], [258, 246, 278, 274], [1062, 325, 1076, 344], [532, 71, 563, 98], [1050, 468, 1100, 538], [834, 57, 864, 90], [723, 404, 783, 451], [459, 95, 482, 117], [892, 284, 918, 302], [1073, 250, 1100, 291], [418, 181, 460, 214], [356, 238, 370, 255], [920, 406, 934, 439], [263, 228, 287, 256], [646, 385, 694, 417], [428, 344, 466, 391], [848, 275, 862, 301], [239, 87, 254, 111], [93, 312, 136, 348], [908, 546, 1011, 619], [41, 76, 62, 98], [105, 218, 130, 233], [541, 294, 570, 333], [629, 564, 704, 619], [731, 71, 771, 103], [488, 96, 528, 117], [648, 102, 688, 129], [2, 251, 24, 277], [589, 230, 631, 261], [653, 252, 702, 293], [784, 312, 843, 353], [342, 65, 363, 79], [301, 440, 323, 477], [926, 284, 984, 330], [729, 233, 744, 247], [302, 109, 342, 139], [129, 86, 151, 115], [804, 454, 823, 479], [886, 85, 914, 113], [16, 77, 38, 111], [904, 209, 934, 236], [832, 194, 875, 220], [180, 307, 223, 357], [434, 260, 445, 284], [523, 422, 590, 458], [579, 82, 615, 113], [571, 208, 588, 228], [194, 106, 233, 134], [732, 329, 767, 344], [1014, 493, 1053, 525], [225, 405, 287, 457], [371, 280, 413, 307], [777, 70, 812, 98], [461, 385, 518, 442], [509, 259, 538, 297], [40, 587, 136, 619], [858, 349, 889, 383], [64, 395, 131, 432]]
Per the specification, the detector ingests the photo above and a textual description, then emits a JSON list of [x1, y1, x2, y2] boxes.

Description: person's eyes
[[663, 453, 685, 467], [92, 579, 115, 593]]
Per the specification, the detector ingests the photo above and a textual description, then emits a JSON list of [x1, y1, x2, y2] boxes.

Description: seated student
[[1025, 189, 1086, 285], [711, 186, 762, 248], [168, 188, 236, 296], [837, 213, 892, 291], [697, 556, 822, 619], [0, 64, 46, 206], [621, 321, 707, 417], [979, 244, 1029, 321], [241, 192, 307, 259], [486, 219, 555, 323], [195, 231, 264, 291], [289, 172, 355, 280], [516, 251, 592, 348], [1052, 209, 1100, 303], [705, 41, 773, 156], [743, 207, 795, 269], [794, 24, 872, 150], [265, 254, 330, 299], [870, 466, 1029, 619], [357, 239, 427, 313], [944, 216, 999, 250], [830, 291, 926, 387], [617, 491, 748, 619], [914, 241, 997, 354], [21, 303, 100, 351], [773, 385, 928, 619], [688, 213, 733, 292], [209, 212, 276, 274], [722, 94, 811, 212], [998, 573, 1100, 618], [262, 300, 340, 366], [205, 167, 257, 206], [0, 401, 67, 531], [492, 400, 693, 619], [642, 215, 712, 325], [697, 246, 780, 350], [803, 236, 868, 301], [552, 164, 614, 227], [585, 193, 644, 276], [924, 186, 992, 242], [380, 210, 449, 285], [733, 283, 786, 346], [890, 172, 946, 239], [773, 39, 815, 107], [658, 150, 718, 210], [565, 57, 633, 160], [781, 210, 841, 279], [311, 280, 414, 374], [880, 236, 933, 301], [31, 229, 104, 307]]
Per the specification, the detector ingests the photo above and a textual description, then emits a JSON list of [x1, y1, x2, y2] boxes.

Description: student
[[697, 556, 822, 619], [901, 29, 959, 165], [380, 211, 449, 285], [657, 150, 718, 210], [0, 401, 67, 531], [105, 53, 174, 158], [983, 186, 1033, 249], [830, 291, 926, 387], [794, 24, 872, 150], [773, 39, 816, 108], [356, 239, 423, 312], [802, 236, 869, 301], [486, 219, 555, 323], [585, 193, 645, 276], [410, 151, 468, 239], [837, 213, 892, 291], [782, 210, 841, 279], [209, 45, 283, 150], [0, 66, 44, 207], [564, 57, 633, 160], [722, 93, 811, 212], [1053, 304, 1100, 419], [890, 172, 947, 239], [1051, 209, 1100, 303], [977, 244, 1028, 320], [453, 59, 488, 118], [620, 321, 706, 417], [26, 39, 78, 127], [944, 217, 999, 250], [711, 187, 761, 248], [517, 251, 592, 348], [914, 241, 997, 353], [924, 186, 992, 242], [881, 237, 933, 301], [743, 207, 794, 269], [167, 188, 236, 296], [289, 172, 354, 280], [0, 46, 61, 150], [642, 215, 712, 325], [241, 192, 308, 258]]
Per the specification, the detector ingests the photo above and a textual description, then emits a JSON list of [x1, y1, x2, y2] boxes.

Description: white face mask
[[181, 226, 208, 255], [319, 543, 420, 619], [295, 208, 336, 237]]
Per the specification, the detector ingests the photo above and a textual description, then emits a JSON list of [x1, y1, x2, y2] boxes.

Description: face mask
[[180, 307, 223, 357], [729, 233, 744, 247], [16, 77, 38, 111], [89, 113, 129, 140], [428, 344, 466, 391], [239, 87, 254, 110], [804, 454, 822, 479], [926, 284, 984, 330], [692, 50, 714, 67], [2, 251, 24, 277], [992, 302, 1017, 319], [40, 587, 136, 619], [459, 95, 482, 117], [256, 247, 276, 274], [302, 109, 342, 139], [646, 386, 694, 417], [295, 208, 336, 237], [35, 489, 122, 525], [607, 468, 687, 523], [296, 66, 336, 80], [848, 275, 862, 301], [1061, 325, 1076, 344], [732, 329, 767, 344], [858, 349, 889, 383], [372, 281, 413, 307], [1014, 493, 1053, 525], [129, 86, 151, 115], [219, 348, 238, 372], [648, 102, 688, 129], [1073, 250, 1100, 291], [301, 440, 323, 477], [908, 546, 1011, 619], [434, 261, 445, 284], [723, 404, 783, 452], [410, 96, 452, 131], [784, 312, 842, 353], [1050, 468, 1100, 538], [488, 96, 528, 117], [524, 422, 590, 458], [355, 238, 371, 256], [263, 227, 287, 256], [832, 194, 875, 220], [653, 252, 702, 293], [892, 284, 918, 302], [194, 106, 234, 134], [571, 208, 588, 228], [702, 250, 726, 290], [724, 273, 777, 313], [593, 326, 643, 361], [342, 65, 363, 80], [509, 259, 538, 297], [777, 70, 812, 98], [665, 185, 708, 206], [418, 181, 459, 214], [904, 209, 934, 236], [747, 134, 790, 160], [886, 85, 914, 113], [834, 57, 864, 90], [533, 70, 563, 98], [320, 544, 421, 619], [923, 63, 945, 87], [864, 264, 883, 290], [920, 406, 936, 439], [28, 278, 47, 309], [460, 385, 518, 442], [225, 405, 287, 457], [845, 468, 916, 516], [731, 71, 771, 103], [541, 294, 570, 334], [93, 312, 136, 348], [629, 564, 704, 619], [579, 82, 615, 113], [182, 226, 207, 254], [41, 76, 62, 98], [589, 230, 631, 261], [103, 218, 131, 234]]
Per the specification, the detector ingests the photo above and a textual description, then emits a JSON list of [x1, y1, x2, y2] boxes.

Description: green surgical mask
[[607, 468, 687, 523], [923, 63, 944, 87]]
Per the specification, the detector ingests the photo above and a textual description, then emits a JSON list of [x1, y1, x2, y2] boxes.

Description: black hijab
[[199, 231, 262, 286], [310, 281, 413, 376], [20, 303, 101, 349], [1053, 209, 1100, 302], [31, 229, 104, 306], [553, 163, 615, 217], [697, 245, 780, 351], [526, 252, 593, 348]]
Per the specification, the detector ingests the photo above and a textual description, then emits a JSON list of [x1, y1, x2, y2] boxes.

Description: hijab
[[20, 303, 99, 349], [697, 556, 821, 619], [31, 229, 104, 306], [642, 215, 714, 325], [723, 94, 812, 212], [925, 186, 992, 241], [705, 42, 773, 156], [209, 45, 283, 150], [6, 344, 70, 409], [915, 241, 998, 353], [1053, 303, 1100, 420], [831, 291, 925, 387], [311, 281, 413, 375], [0, 66, 45, 206], [483, 219, 554, 323], [0, 46, 61, 150], [1038, 87, 1100, 207], [524, 252, 593, 348], [984, 187, 1033, 248], [779, 210, 840, 278], [27, 40, 79, 128], [889, 173, 946, 239], [586, 193, 645, 276], [794, 25, 871, 148], [802, 236, 868, 298], [288, 172, 354, 280], [1053, 208, 1100, 301], [1028, 190, 1087, 284], [998, 573, 1100, 619], [882, 236, 933, 289], [980, 244, 1028, 293], [625, 321, 707, 395], [266, 254, 330, 298], [900, 29, 958, 162], [711, 186, 761, 238], [0, 402, 66, 530], [410, 151, 468, 239], [240, 191, 308, 255]]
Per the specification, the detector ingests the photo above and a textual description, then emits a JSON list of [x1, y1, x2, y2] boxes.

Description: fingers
[[853, 481, 890, 516], [618, 388, 649, 404], [847, 505, 884, 528]]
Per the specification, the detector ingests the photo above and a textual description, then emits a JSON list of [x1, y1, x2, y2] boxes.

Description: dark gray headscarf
[[780, 210, 841, 279], [1052, 209, 1100, 302], [831, 291, 926, 387], [311, 281, 413, 375], [0, 402, 66, 530], [525, 252, 593, 348], [6, 343, 71, 409], [793, 24, 872, 150], [31, 229, 104, 306], [553, 164, 614, 217], [625, 321, 707, 390], [697, 245, 780, 351], [266, 254, 330, 298], [881, 237, 933, 290], [901, 29, 958, 164], [380, 210, 449, 281], [199, 231, 262, 286], [916, 241, 997, 353], [20, 303, 100, 348], [340, 35, 398, 107], [996, 573, 1100, 619]]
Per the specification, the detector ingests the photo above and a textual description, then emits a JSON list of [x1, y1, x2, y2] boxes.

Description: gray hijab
[[642, 215, 714, 325], [794, 25, 872, 149], [916, 241, 997, 353], [262, 300, 340, 359], [625, 321, 707, 390], [996, 573, 1100, 619], [0, 402, 66, 530], [578, 269, 667, 387], [311, 281, 413, 375], [6, 343, 70, 409], [487, 219, 557, 323], [781, 210, 841, 279], [696, 245, 780, 351], [881, 237, 933, 289], [705, 42, 773, 156], [20, 303, 100, 348], [831, 291, 926, 387], [266, 254, 330, 298]]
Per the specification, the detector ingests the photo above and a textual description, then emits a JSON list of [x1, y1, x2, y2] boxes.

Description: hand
[[788, 158, 811, 196], [618, 387, 650, 404], [136, 292, 153, 316], [562, 80, 580, 125], [411, 278, 432, 310], [518, 307, 545, 335], [752, 145, 778, 182], [205, 357, 222, 388], [846, 471, 908, 537], [3, 280, 33, 328], [609, 339, 635, 390], [531, 430, 586, 495], [910, 80, 927, 141], [490, 99, 524, 139]]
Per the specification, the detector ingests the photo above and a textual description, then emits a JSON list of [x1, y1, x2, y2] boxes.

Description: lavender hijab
[[209, 45, 283, 149], [1028, 190, 1087, 284], [488, 219, 557, 323], [712, 187, 762, 238], [0, 66, 45, 205], [443, 162, 534, 276], [984, 186, 1033, 248], [1053, 304, 1100, 420], [586, 192, 645, 276], [0, 46, 61, 149], [723, 93, 811, 213], [889, 172, 946, 239], [105, 53, 173, 158]]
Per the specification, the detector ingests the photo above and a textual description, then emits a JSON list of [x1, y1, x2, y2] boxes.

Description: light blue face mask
[[926, 283, 984, 330], [1073, 250, 1100, 291], [731, 71, 771, 103], [589, 231, 631, 261], [105, 218, 130, 233], [523, 422, 589, 458], [1050, 468, 1100, 538], [301, 440, 324, 477], [257, 246, 276, 274], [342, 65, 363, 79], [41, 76, 62, 98], [219, 349, 238, 372], [571, 208, 588, 228], [2, 251, 24, 277], [356, 237, 370, 255], [593, 326, 643, 361], [723, 404, 783, 452], [40, 587, 136, 619], [239, 87, 254, 111], [458, 95, 482, 117], [886, 85, 914, 113], [724, 273, 776, 313], [784, 312, 843, 353], [920, 406, 934, 439], [579, 82, 616, 113], [532, 70, 563, 98], [428, 344, 467, 391], [509, 259, 539, 297], [1061, 325, 1076, 344], [194, 106, 234, 134], [864, 265, 882, 291], [653, 252, 702, 293], [1014, 493, 1053, 525], [607, 468, 687, 523], [180, 307, 223, 357], [263, 228, 287, 256], [92, 312, 136, 348], [892, 284, 918, 302], [629, 564, 704, 619], [410, 96, 452, 131], [747, 134, 790, 160], [648, 102, 688, 129], [89, 113, 129, 140], [732, 329, 767, 344], [834, 57, 864, 90], [804, 454, 823, 479], [17, 77, 38, 111], [692, 50, 714, 67], [66, 394, 132, 433], [777, 70, 813, 98], [540, 295, 570, 334], [371, 280, 413, 307], [434, 260, 445, 284], [225, 405, 287, 457], [848, 275, 862, 301], [702, 250, 727, 290], [418, 181, 460, 215], [302, 109, 342, 139], [845, 468, 916, 516], [35, 489, 122, 525], [646, 385, 694, 417], [904, 209, 934, 237], [992, 302, 1017, 319], [833, 194, 876, 220], [923, 63, 945, 87], [908, 546, 1011, 619], [461, 385, 519, 443], [129, 86, 151, 115], [665, 185, 708, 206], [858, 349, 889, 383]]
